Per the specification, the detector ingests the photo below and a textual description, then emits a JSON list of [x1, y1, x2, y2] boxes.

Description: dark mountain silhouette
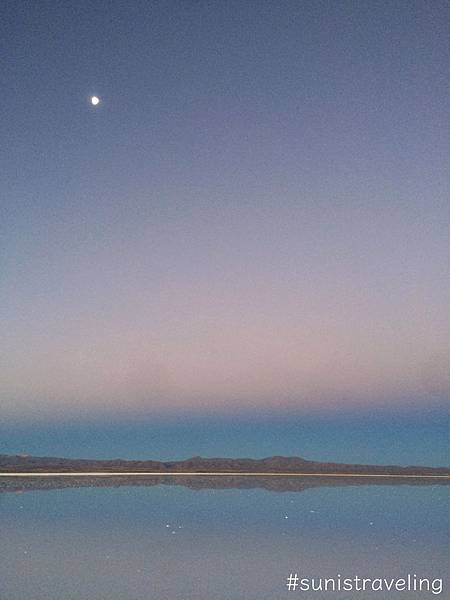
[[1, 453, 449, 476]]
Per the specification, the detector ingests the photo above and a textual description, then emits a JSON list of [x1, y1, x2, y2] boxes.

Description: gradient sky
[[1, 0, 449, 423]]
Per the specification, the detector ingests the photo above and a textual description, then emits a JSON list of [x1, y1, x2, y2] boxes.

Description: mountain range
[[1, 454, 449, 476]]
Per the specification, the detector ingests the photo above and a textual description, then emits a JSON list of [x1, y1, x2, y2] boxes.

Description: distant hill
[[1, 454, 449, 476]]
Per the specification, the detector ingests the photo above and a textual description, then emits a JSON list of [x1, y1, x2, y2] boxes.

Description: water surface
[[1, 480, 447, 599]]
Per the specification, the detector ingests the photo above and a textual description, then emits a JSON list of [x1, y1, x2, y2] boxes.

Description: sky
[[1, 1, 449, 429]]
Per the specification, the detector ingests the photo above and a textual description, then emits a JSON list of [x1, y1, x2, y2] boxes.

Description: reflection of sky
[[1, 2, 449, 422], [1, 486, 448, 599], [2, 485, 449, 542]]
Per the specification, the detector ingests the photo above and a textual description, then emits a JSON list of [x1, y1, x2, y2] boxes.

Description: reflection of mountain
[[1, 453, 449, 495], [0, 474, 449, 495], [1, 454, 449, 475]]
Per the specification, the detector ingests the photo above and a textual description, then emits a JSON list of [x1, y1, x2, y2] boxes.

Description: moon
[[90, 96, 100, 106]]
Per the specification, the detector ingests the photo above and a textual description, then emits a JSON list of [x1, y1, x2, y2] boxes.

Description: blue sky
[[1, 1, 449, 428]]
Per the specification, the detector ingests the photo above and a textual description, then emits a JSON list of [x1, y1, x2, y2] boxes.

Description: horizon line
[[1, 472, 449, 480]]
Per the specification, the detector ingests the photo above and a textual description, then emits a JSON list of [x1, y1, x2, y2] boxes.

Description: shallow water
[[1, 481, 448, 599]]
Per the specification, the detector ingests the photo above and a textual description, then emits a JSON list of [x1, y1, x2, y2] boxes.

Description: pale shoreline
[[1, 471, 449, 479]]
